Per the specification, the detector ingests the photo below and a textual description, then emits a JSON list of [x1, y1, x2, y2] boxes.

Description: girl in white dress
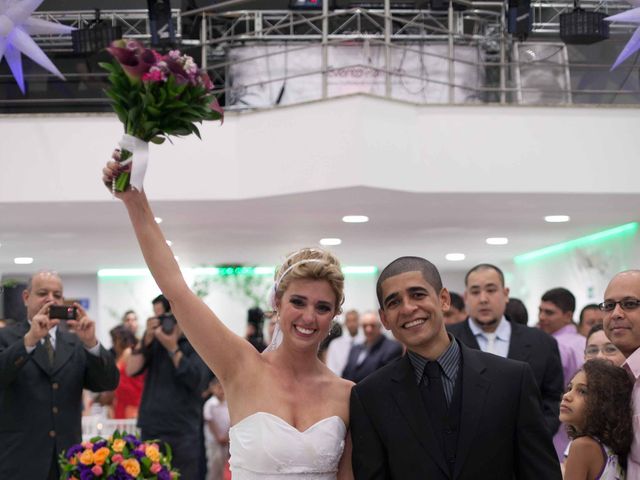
[[103, 157, 354, 479], [561, 359, 633, 480]]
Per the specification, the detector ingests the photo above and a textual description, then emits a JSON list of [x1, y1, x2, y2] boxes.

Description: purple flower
[[132, 448, 146, 460], [80, 469, 95, 480], [107, 464, 134, 480], [66, 444, 83, 459], [123, 434, 140, 447], [106, 40, 157, 81], [93, 440, 108, 451], [158, 468, 172, 480]]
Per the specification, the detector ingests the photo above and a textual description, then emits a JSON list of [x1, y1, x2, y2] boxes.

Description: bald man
[[603, 270, 640, 477], [0, 271, 119, 479], [342, 311, 402, 383]]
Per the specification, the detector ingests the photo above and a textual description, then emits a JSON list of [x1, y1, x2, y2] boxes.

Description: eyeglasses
[[598, 299, 640, 312], [585, 344, 622, 357]]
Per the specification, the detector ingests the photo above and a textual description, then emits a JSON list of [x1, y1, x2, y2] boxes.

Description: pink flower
[[142, 69, 166, 83], [81, 441, 93, 449], [209, 97, 224, 124], [136, 443, 147, 453], [111, 454, 124, 464], [150, 463, 162, 474], [91, 465, 103, 476], [199, 72, 214, 90]]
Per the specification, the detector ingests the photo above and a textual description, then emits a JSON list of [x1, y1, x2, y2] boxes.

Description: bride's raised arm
[[103, 158, 261, 384]]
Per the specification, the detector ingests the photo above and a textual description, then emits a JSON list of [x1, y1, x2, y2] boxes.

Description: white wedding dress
[[229, 412, 347, 479]]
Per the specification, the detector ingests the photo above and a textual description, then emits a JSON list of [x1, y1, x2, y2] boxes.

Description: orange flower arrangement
[[59, 431, 179, 479]]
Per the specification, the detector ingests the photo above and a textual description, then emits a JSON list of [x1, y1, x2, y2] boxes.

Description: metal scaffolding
[[1, 1, 638, 111]]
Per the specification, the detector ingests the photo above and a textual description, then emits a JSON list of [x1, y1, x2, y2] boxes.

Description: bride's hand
[[102, 149, 137, 200]]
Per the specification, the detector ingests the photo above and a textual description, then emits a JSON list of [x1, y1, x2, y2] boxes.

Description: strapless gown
[[229, 412, 346, 479]]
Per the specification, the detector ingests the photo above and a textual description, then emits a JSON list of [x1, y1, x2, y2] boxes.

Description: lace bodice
[[229, 412, 346, 479]]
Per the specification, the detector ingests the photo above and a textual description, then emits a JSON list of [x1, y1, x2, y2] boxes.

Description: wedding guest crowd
[[6, 261, 640, 479]]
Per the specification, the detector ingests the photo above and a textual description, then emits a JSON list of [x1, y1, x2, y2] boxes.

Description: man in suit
[[447, 263, 563, 436], [0, 271, 119, 479], [342, 311, 402, 382], [350, 257, 560, 480]]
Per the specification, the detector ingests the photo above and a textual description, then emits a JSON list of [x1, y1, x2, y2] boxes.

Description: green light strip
[[514, 222, 639, 264], [98, 265, 378, 278]]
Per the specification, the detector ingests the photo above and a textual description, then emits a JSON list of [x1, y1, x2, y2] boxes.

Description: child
[[561, 359, 633, 480], [203, 377, 231, 480]]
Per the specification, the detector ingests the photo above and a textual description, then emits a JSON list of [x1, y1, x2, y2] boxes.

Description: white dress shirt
[[326, 330, 364, 375], [24, 324, 101, 356], [468, 316, 512, 358]]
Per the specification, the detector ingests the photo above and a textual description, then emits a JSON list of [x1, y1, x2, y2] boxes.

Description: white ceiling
[[1, 187, 638, 276]]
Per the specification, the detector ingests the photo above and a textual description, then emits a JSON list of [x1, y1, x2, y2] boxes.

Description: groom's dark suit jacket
[[350, 340, 561, 480], [447, 319, 564, 436]]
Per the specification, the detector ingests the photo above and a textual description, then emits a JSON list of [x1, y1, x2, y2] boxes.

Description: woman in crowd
[[560, 359, 633, 479], [584, 324, 626, 367], [103, 156, 353, 479], [110, 325, 145, 418]]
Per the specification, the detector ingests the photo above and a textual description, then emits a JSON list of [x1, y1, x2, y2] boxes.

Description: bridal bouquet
[[59, 431, 179, 479], [100, 40, 224, 192]]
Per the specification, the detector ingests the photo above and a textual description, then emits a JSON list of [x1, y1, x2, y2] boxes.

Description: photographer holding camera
[[0, 271, 119, 479], [127, 294, 209, 479]]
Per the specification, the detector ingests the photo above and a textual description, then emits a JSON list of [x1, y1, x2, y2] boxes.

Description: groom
[[350, 257, 560, 479]]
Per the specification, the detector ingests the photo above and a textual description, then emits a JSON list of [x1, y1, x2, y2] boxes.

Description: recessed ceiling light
[[14, 257, 34, 265], [154, 217, 163, 224], [342, 215, 369, 223], [545, 215, 570, 223], [166, 240, 173, 246], [445, 253, 465, 262], [320, 238, 342, 246], [486, 237, 509, 245]]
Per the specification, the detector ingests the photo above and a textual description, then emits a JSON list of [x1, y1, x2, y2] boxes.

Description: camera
[[159, 314, 177, 334], [49, 305, 78, 320]]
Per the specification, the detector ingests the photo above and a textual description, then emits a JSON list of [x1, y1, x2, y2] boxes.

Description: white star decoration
[[606, 0, 640, 69], [0, 0, 74, 93]]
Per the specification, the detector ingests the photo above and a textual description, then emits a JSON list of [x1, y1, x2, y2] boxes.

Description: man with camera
[[0, 271, 119, 479], [127, 294, 209, 479]]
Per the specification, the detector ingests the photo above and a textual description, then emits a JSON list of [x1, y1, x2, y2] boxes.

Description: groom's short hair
[[376, 256, 443, 308]]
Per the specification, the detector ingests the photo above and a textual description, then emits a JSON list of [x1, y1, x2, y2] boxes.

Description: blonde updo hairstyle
[[273, 248, 345, 315]]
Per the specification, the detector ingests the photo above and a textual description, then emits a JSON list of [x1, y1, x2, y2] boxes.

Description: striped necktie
[[43, 334, 54, 366]]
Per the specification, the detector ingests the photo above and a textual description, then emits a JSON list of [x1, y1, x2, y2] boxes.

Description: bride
[[103, 156, 354, 479]]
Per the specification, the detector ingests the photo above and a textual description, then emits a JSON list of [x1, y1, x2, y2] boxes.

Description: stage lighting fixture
[[72, 9, 122, 54], [560, 8, 609, 44]]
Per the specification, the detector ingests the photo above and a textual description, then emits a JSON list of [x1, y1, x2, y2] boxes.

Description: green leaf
[[150, 136, 166, 144], [147, 105, 162, 116], [99, 62, 116, 73]]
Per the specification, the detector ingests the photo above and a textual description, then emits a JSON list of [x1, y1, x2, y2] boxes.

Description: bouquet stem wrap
[[114, 134, 149, 193]]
